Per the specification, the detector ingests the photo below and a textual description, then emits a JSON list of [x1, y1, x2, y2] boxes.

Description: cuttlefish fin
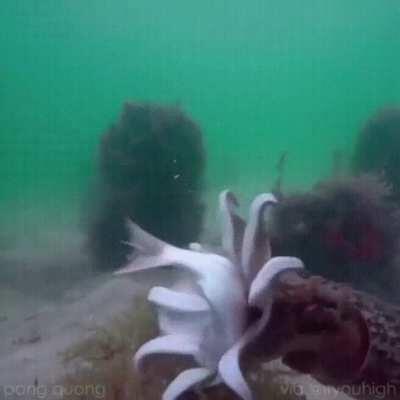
[[163, 368, 214, 400], [125, 218, 165, 253], [248, 256, 304, 309], [134, 334, 200, 371], [241, 193, 277, 283], [114, 219, 171, 274], [115, 219, 213, 278], [219, 190, 246, 264]]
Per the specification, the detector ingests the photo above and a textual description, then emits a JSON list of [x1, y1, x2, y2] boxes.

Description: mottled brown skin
[[249, 270, 400, 399]]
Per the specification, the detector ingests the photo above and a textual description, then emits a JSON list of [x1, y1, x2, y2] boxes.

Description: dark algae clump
[[270, 175, 400, 301], [353, 106, 400, 201], [86, 102, 206, 271], [269, 107, 400, 302]]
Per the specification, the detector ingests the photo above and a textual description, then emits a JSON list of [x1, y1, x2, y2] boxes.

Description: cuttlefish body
[[246, 256, 400, 400], [115, 190, 400, 400]]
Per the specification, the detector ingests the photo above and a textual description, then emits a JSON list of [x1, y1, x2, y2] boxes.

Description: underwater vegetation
[[269, 174, 400, 301], [268, 106, 400, 302], [86, 102, 206, 271], [61, 298, 157, 400], [353, 106, 400, 201]]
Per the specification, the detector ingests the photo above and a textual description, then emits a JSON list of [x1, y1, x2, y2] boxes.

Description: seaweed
[[272, 152, 288, 200], [85, 102, 206, 271], [269, 174, 400, 302], [353, 106, 400, 201], [60, 298, 156, 400]]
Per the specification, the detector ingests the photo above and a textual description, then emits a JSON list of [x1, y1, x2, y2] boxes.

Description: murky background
[[0, 0, 399, 396], [2, 1, 400, 230]]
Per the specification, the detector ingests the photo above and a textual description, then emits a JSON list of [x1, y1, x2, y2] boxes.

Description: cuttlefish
[[115, 190, 400, 400]]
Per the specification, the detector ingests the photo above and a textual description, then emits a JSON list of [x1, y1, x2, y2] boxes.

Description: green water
[[1, 0, 400, 230]]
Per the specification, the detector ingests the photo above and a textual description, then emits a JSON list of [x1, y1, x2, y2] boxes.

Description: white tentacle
[[241, 193, 277, 283]]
